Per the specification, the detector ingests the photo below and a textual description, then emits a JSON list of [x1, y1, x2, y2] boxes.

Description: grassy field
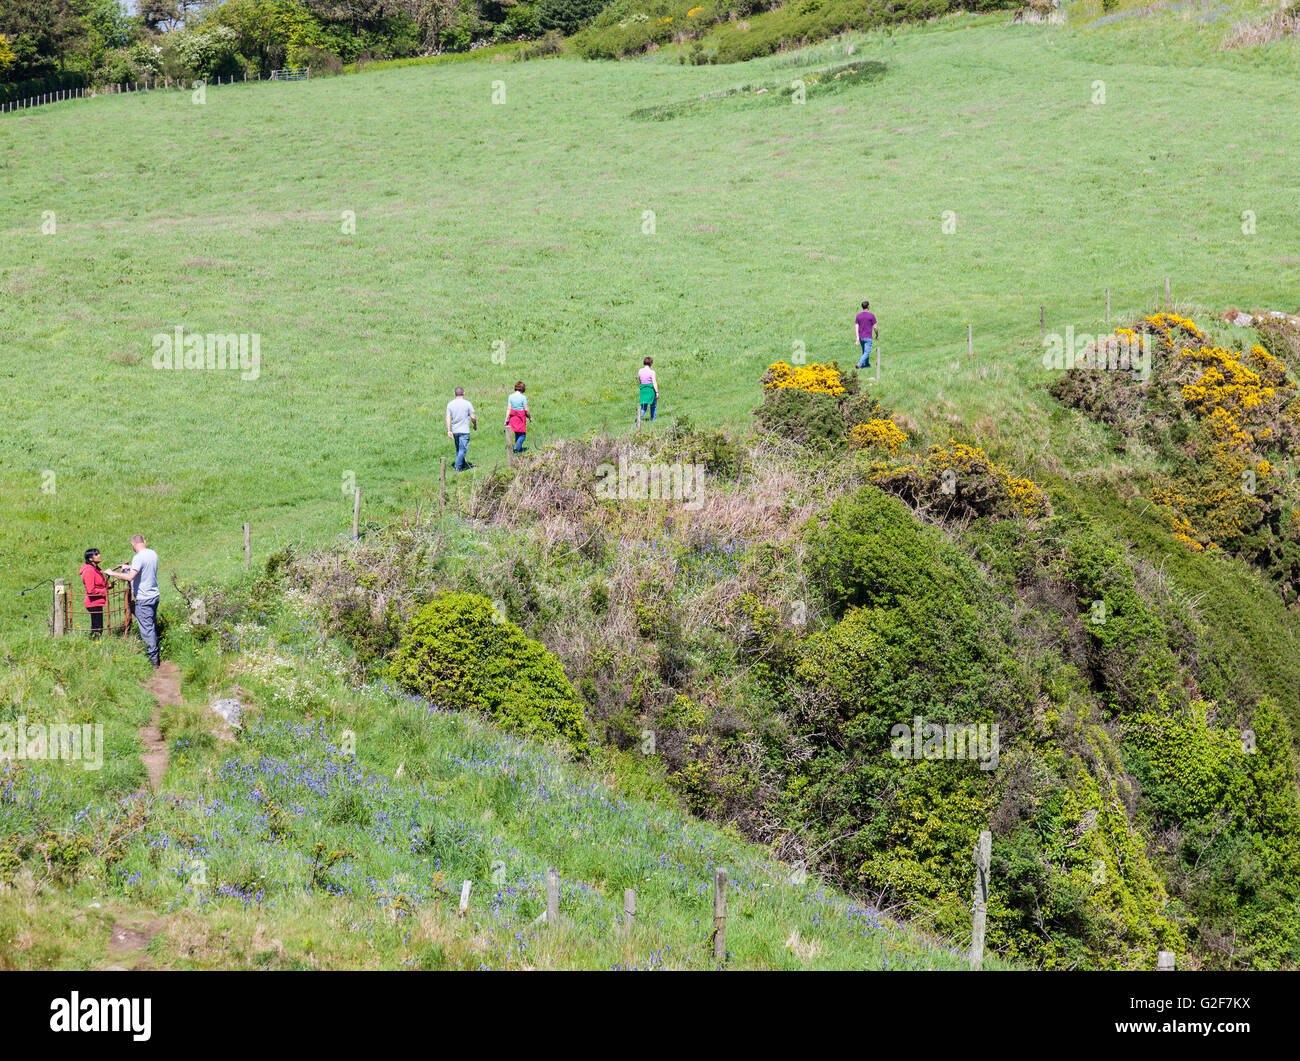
[[2, 9, 1299, 626]]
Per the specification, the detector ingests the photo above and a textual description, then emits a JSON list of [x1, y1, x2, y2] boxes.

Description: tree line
[[0, 0, 599, 97]]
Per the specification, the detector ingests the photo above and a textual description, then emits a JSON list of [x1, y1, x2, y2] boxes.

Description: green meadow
[[3, 11, 1299, 622]]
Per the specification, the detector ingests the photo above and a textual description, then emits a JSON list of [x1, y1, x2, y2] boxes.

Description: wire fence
[[1, 69, 301, 115]]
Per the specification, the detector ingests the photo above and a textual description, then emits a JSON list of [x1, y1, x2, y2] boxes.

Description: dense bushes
[[1122, 697, 1300, 967], [389, 592, 590, 755], [537, 0, 609, 34], [1063, 530, 1181, 712], [788, 482, 1186, 966], [1051, 314, 1300, 603], [0, 0, 547, 95], [277, 420, 1300, 969]]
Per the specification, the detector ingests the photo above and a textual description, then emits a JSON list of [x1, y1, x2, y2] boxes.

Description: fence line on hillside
[[444, 860, 1177, 970], [0, 69, 301, 114]]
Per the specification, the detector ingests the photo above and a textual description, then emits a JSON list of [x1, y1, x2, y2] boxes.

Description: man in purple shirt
[[855, 301, 878, 369]]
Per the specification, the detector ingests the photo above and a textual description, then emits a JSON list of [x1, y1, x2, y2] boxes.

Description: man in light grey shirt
[[445, 386, 477, 472], [106, 534, 161, 668]]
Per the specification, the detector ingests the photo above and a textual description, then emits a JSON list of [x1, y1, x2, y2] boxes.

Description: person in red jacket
[[80, 548, 108, 638]]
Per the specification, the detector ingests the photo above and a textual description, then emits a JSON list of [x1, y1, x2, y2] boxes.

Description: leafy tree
[[87, 0, 137, 49], [207, 0, 320, 74], [535, 0, 604, 34]]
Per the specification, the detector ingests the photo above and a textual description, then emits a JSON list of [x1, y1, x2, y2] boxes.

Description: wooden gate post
[[970, 830, 992, 969], [546, 866, 560, 925], [53, 579, 67, 637], [712, 867, 728, 961]]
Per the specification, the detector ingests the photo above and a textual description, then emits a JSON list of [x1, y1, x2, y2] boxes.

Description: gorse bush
[[755, 361, 910, 451], [754, 386, 846, 448], [872, 442, 1051, 522], [1052, 313, 1300, 604], [390, 593, 589, 755]]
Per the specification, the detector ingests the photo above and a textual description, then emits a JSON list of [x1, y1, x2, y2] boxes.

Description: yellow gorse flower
[[849, 418, 908, 454], [920, 441, 1050, 519], [763, 361, 846, 395]]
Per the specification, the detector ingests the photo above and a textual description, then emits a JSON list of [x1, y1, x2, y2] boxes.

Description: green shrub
[[666, 416, 746, 479], [1121, 697, 1300, 968], [389, 592, 589, 755], [1064, 530, 1181, 712], [754, 386, 844, 448], [805, 485, 973, 614], [537, 0, 609, 34]]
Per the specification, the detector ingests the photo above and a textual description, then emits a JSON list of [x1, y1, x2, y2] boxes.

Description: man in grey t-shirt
[[106, 533, 161, 668], [445, 386, 477, 472]]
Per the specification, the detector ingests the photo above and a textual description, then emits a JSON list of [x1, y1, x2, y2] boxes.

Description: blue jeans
[[639, 399, 656, 421], [513, 431, 526, 452], [857, 337, 873, 368], [453, 432, 469, 470], [134, 597, 160, 667]]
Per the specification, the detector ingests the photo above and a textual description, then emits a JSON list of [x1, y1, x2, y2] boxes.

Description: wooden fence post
[[623, 888, 636, 937], [53, 579, 66, 637], [506, 426, 513, 467], [1040, 304, 1045, 340], [1165, 277, 1171, 308], [1157, 950, 1175, 971], [243, 522, 251, 571], [967, 323, 973, 359], [439, 457, 447, 510], [352, 486, 361, 540], [970, 830, 992, 970], [546, 866, 560, 925], [459, 879, 472, 917], [712, 867, 728, 961]]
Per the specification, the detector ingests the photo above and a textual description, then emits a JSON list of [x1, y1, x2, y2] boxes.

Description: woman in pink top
[[505, 381, 531, 453], [637, 357, 658, 427]]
